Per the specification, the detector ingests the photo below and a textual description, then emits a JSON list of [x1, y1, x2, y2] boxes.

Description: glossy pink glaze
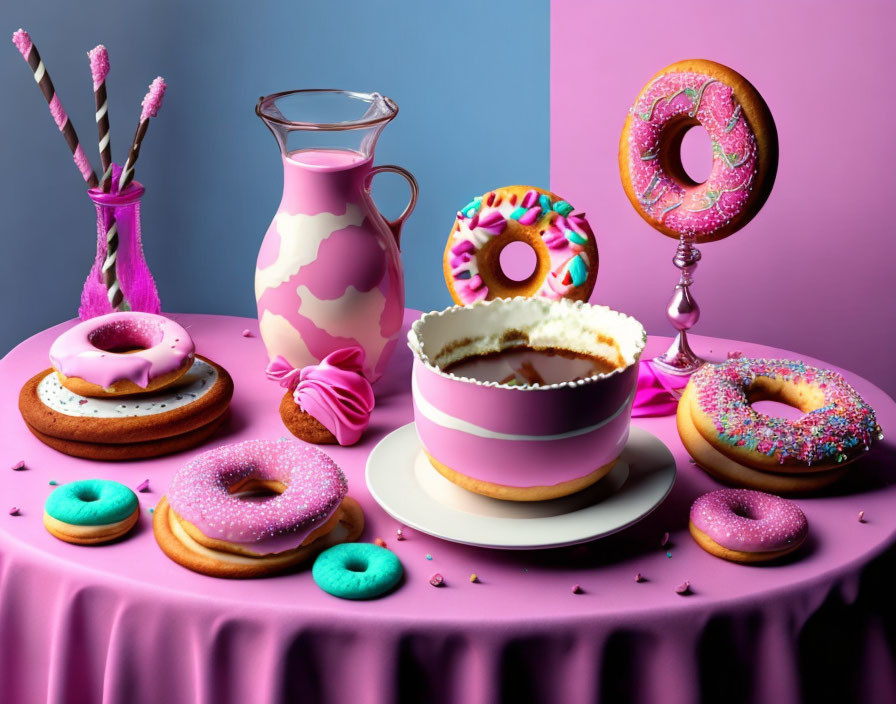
[[255, 148, 405, 381], [626, 71, 758, 238], [166, 439, 347, 554], [293, 347, 375, 446], [690, 489, 808, 554], [48, 312, 194, 389]]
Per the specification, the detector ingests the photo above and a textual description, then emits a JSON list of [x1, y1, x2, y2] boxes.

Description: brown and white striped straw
[[118, 77, 166, 193], [12, 29, 98, 188], [88, 45, 113, 192]]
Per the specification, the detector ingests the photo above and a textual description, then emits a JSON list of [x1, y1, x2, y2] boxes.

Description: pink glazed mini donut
[[49, 312, 195, 397], [689, 489, 808, 563]]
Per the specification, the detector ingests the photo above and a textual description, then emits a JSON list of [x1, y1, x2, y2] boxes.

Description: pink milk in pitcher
[[255, 90, 418, 381]]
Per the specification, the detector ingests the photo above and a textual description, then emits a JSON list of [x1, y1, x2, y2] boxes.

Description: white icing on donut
[[37, 359, 218, 418]]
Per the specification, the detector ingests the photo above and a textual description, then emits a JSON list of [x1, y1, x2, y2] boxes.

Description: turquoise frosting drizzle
[[44, 479, 138, 526]]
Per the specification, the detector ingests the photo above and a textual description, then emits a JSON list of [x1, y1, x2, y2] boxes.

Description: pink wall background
[[551, 0, 896, 398]]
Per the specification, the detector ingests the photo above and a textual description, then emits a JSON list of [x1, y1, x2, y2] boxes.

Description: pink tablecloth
[[1, 313, 894, 704]]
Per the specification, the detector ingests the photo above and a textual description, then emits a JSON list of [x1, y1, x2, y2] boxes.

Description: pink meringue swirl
[[268, 347, 375, 446]]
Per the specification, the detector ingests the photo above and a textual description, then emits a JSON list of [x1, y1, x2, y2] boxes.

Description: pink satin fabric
[[267, 347, 375, 446], [632, 360, 690, 417]]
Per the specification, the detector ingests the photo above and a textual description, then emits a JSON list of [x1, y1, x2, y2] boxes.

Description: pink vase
[[255, 90, 418, 381]]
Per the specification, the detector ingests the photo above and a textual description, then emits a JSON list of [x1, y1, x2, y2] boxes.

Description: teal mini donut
[[312, 543, 403, 600], [45, 479, 138, 526]]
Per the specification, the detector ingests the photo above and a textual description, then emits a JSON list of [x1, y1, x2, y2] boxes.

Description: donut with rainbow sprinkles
[[677, 358, 882, 494]]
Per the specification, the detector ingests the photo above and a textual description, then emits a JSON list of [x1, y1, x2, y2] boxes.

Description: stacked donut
[[154, 439, 364, 578], [678, 358, 882, 493], [19, 312, 233, 460]]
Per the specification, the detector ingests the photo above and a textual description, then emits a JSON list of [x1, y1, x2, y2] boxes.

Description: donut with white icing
[[443, 186, 598, 305], [620, 59, 778, 243]]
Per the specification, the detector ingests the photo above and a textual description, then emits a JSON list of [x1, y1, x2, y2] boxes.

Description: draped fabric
[[1, 314, 893, 704]]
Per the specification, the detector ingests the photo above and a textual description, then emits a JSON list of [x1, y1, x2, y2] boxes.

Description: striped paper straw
[[118, 77, 166, 193], [88, 45, 113, 192], [12, 29, 98, 188]]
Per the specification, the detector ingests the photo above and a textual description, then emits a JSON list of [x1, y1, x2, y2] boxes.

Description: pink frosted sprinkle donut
[[166, 439, 347, 554], [49, 312, 194, 391], [620, 59, 777, 244], [690, 489, 808, 561]]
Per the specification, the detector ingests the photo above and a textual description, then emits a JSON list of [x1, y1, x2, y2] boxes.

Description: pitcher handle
[[366, 165, 419, 249]]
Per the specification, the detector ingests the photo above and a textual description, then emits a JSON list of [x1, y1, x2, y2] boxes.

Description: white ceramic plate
[[365, 423, 676, 550]]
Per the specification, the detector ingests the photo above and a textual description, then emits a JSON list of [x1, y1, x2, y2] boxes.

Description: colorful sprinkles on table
[[11, 460, 25, 471], [692, 358, 882, 465]]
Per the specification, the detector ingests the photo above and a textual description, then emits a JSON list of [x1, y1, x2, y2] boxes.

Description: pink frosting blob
[[292, 347, 375, 446], [49, 312, 194, 390], [166, 439, 348, 554], [690, 489, 808, 554]]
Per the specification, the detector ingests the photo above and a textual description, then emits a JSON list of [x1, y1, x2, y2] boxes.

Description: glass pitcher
[[255, 89, 418, 382]]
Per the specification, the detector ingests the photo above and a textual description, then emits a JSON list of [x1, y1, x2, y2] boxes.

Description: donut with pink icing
[[620, 59, 778, 243], [443, 185, 598, 305], [270, 347, 375, 446], [678, 358, 882, 493], [689, 489, 808, 563], [154, 439, 365, 578], [49, 312, 195, 397]]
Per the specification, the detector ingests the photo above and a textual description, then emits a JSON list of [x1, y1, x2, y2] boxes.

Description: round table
[[1, 313, 893, 704]]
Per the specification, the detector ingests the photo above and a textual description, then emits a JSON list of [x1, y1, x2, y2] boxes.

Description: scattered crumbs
[[635, 573, 644, 583], [571, 584, 583, 594], [666, 551, 672, 559], [675, 581, 691, 595], [8, 507, 20, 516], [136, 479, 150, 493], [11, 461, 25, 471], [425, 553, 432, 561], [396, 528, 405, 541], [470, 573, 479, 583], [374, 537, 387, 548], [241, 329, 253, 338], [429, 573, 444, 587], [49, 480, 59, 486], [660, 532, 670, 547], [727, 350, 743, 359], [858, 510, 866, 523]]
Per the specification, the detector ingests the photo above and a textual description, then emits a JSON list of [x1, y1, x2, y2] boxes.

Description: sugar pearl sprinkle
[[571, 584, 583, 594], [166, 439, 346, 547], [692, 358, 881, 466], [396, 528, 405, 541], [9, 507, 20, 516], [11, 460, 25, 471], [858, 511, 866, 523], [675, 581, 691, 595], [429, 573, 444, 587], [241, 329, 253, 337]]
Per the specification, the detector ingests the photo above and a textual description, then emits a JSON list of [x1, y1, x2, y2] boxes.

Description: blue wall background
[[0, 0, 549, 355]]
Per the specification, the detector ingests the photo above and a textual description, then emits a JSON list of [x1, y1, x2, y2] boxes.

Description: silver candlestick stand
[[652, 232, 706, 375]]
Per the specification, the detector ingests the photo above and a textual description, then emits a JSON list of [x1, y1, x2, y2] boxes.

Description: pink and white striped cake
[[408, 298, 646, 501]]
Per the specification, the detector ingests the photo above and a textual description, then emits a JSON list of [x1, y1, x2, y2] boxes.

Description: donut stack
[[677, 358, 882, 494], [18, 312, 233, 460]]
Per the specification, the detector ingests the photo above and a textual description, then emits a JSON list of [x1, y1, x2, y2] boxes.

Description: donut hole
[[659, 117, 711, 188], [88, 320, 164, 354], [344, 558, 369, 573], [679, 124, 714, 184], [74, 487, 100, 502], [498, 241, 538, 283], [229, 478, 285, 502], [731, 504, 758, 520]]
